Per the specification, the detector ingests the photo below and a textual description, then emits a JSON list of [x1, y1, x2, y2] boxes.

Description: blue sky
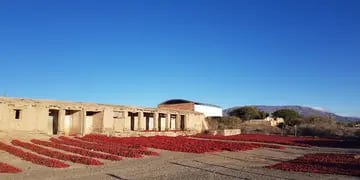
[[0, 0, 359, 117]]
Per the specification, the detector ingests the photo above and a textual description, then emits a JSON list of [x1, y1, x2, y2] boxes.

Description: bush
[[229, 107, 268, 120], [205, 116, 242, 130], [354, 129, 360, 137], [302, 116, 335, 124], [239, 123, 282, 135], [273, 109, 301, 126], [298, 123, 360, 138]]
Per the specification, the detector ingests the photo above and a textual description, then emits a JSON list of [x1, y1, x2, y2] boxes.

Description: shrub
[[205, 116, 242, 130], [273, 109, 301, 126], [355, 129, 360, 137], [298, 122, 360, 138], [302, 116, 335, 124], [229, 106, 267, 120], [239, 123, 282, 135]]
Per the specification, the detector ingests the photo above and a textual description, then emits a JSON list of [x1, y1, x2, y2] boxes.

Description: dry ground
[[0, 132, 359, 180]]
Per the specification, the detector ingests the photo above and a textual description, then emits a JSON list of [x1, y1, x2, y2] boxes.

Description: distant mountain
[[223, 105, 360, 122]]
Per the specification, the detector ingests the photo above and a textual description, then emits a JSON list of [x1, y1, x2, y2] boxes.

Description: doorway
[[128, 112, 138, 131], [158, 113, 166, 131], [180, 115, 185, 130], [85, 111, 101, 134], [65, 110, 81, 135], [49, 109, 59, 135], [170, 114, 176, 130], [144, 113, 154, 131]]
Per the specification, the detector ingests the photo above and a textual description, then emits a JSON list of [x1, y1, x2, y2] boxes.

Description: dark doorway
[[49, 109, 59, 135], [128, 112, 138, 131], [131, 116, 135, 131], [158, 118, 161, 130], [146, 116, 149, 130], [144, 113, 153, 131], [180, 115, 185, 130]]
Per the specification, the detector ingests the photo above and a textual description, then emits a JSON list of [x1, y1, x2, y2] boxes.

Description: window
[[15, 110, 21, 120]]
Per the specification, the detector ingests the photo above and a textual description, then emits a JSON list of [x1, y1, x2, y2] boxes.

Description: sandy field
[[0, 132, 359, 180]]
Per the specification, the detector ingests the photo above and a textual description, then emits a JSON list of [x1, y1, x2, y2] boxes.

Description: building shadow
[[106, 173, 127, 180], [169, 161, 249, 180], [193, 160, 294, 180]]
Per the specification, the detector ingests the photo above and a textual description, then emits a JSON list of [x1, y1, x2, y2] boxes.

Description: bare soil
[[1, 132, 359, 180]]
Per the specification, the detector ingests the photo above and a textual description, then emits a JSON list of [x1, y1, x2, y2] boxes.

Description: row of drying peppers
[[267, 153, 360, 176], [0, 141, 69, 169], [80, 134, 284, 153]]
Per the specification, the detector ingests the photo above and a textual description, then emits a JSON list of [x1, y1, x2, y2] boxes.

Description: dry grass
[[298, 123, 360, 138]]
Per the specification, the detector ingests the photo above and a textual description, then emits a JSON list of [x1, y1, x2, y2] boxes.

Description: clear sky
[[0, 0, 359, 117]]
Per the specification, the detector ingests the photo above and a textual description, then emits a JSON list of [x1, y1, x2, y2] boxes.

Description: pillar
[[153, 112, 158, 131], [185, 113, 190, 130], [58, 109, 65, 135], [166, 113, 171, 130], [123, 110, 129, 131], [175, 114, 181, 130], [138, 112, 143, 131], [81, 109, 86, 136], [184, 114, 188, 130]]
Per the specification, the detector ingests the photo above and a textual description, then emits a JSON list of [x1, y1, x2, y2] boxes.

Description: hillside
[[224, 105, 360, 122]]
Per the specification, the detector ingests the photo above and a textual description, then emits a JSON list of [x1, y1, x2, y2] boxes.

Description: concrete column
[[175, 114, 181, 130], [81, 109, 86, 136], [64, 110, 70, 136], [185, 113, 190, 130], [103, 108, 114, 133], [138, 112, 143, 131], [58, 109, 65, 135], [184, 115, 188, 130], [123, 110, 129, 131], [166, 113, 171, 130], [153, 112, 158, 131]]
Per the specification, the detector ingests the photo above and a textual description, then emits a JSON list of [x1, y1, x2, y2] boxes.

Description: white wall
[[194, 104, 222, 117]]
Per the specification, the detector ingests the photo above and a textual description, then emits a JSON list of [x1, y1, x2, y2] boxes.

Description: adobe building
[[0, 97, 206, 136], [158, 99, 223, 117]]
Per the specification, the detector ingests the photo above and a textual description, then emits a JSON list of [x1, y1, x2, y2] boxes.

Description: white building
[[158, 99, 223, 117]]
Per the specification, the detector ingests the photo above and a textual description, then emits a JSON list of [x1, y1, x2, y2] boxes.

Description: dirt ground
[[1, 133, 359, 180]]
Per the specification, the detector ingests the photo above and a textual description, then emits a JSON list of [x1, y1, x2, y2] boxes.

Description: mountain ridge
[[223, 105, 360, 122]]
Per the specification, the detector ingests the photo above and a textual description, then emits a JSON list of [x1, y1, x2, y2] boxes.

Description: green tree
[[229, 106, 267, 120], [259, 111, 269, 119], [273, 109, 301, 126]]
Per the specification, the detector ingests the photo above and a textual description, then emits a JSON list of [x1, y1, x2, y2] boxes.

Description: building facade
[[0, 97, 206, 136], [158, 99, 223, 117]]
